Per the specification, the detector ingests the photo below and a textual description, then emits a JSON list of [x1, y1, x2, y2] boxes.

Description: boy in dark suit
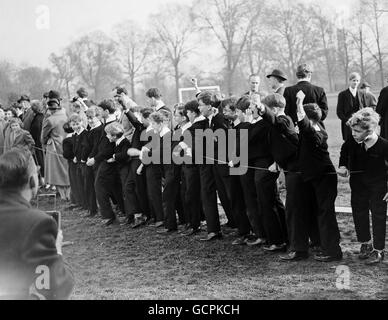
[[69, 113, 88, 211], [338, 108, 388, 265], [62, 122, 77, 206], [84, 106, 103, 217], [296, 93, 342, 262], [105, 122, 136, 226], [86, 100, 124, 226]]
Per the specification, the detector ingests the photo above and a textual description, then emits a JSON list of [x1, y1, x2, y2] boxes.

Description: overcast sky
[[0, 0, 356, 68]]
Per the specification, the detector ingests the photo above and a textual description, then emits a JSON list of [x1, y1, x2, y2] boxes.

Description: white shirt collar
[[66, 133, 74, 138], [105, 115, 117, 124], [364, 132, 379, 149], [115, 136, 125, 146], [91, 121, 102, 130], [77, 128, 85, 135], [160, 126, 171, 137], [349, 87, 357, 97], [297, 79, 310, 83], [181, 122, 192, 133], [250, 116, 263, 124], [193, 115, 206, 124], [155, 100, 165, 111], [146, 125, 154, 133], [233, 119, 241, 127]]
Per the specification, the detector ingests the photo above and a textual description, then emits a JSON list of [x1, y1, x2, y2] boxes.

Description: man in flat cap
[[284, 63, 328, 125]]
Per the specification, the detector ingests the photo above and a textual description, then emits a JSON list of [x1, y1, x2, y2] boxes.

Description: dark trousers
[[350, 175, 387, 251], [308, 175, 342, 256], [35, 148, 45, 178], [131, 158, 150, 219], [285, 172, 311, 252], [163, 164, 180, 230], [254, 169, 288, 246], [84, 165, 98, 215], [119, 165, 136, 222], [226, 175, 250, 236], [95, 162, 124, 220], [240, 168, 266, 238], [199, 164, 221, 234], [176, 167, 186, 225], [213, 165, 235, 227], [76, 163, 88, 209], [68, 161, 79, 205], [145, 164, 163, 222], [183, 165, 201, 230]]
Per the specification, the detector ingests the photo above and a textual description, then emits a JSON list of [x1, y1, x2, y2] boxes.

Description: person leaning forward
[[0, 148, 74, 300]]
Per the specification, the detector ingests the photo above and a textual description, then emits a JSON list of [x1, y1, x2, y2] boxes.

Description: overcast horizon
[[0, 0, 357, 69]]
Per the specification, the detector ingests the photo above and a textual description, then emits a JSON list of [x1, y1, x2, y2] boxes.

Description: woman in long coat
[[30, 100, 45, 181], [41, 96, 70, 200]]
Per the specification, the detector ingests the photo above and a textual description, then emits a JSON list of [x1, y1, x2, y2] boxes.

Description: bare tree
[[266, 1, 322, 83], [49, 49, 76, 100], [68, 31, 119, 100], [311, 8, 338, 92], [150, 4, 196, 102], [197, 0, 264, 95], [113, 20, 152, 100], [361, 0, 387, 87]]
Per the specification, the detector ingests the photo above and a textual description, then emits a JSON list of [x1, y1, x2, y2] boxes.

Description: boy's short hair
[[85, 106, 102, 118], [159, 109, 171, 122], [262, 93, 286, 110], [149, 112, 164, 124], [9, 117, 23, 127], [68, 113, 83, 124], [146, 88, 162, 99], [347, 107, 380, 131], [349, 72, 361, 81], [105, 122, 124, 138], [236, 95, 251, 112], [174, 103, 189, 120], [303, 103, 322, 123], [184, 100, 200, 115], [197, 91, 216, 107], [140, 107, 154, 119], [98, 99, 116, 114], [220, 97, 238, 112], [63, 122, 74, 134]]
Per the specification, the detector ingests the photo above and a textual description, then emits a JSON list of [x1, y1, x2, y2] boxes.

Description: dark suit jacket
[[284, 81, 328, 125], [0, 192, 74, 300], [337, 89, 367, 141], [377, 86, 388, 139]]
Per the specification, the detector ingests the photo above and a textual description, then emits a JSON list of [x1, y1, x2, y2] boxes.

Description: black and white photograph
[[1, 0, 388, 304]]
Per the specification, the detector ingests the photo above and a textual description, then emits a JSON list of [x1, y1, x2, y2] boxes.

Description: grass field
[[36, 95, 388, 300]]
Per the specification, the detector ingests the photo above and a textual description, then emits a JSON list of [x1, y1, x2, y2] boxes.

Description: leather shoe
[[132, 217, 147, 229], [200, 232, 222, 242], [263, 244, 288, 253], [280, 251, 309, 262], [182, 228, 201, 236], [157, 228, 177, 235], [104, 218, 117, 227], [314, 253, 343, 262], [150, 221, 164, 228]]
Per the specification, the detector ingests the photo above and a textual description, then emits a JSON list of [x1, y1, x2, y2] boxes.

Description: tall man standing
[[336, 72, 367, 141], [284, 64, 328, 126]]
